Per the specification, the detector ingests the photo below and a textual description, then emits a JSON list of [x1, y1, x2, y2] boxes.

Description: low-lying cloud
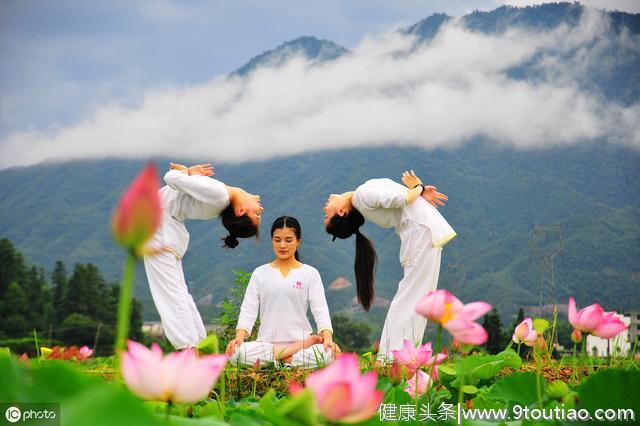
[[1, 7, 638, 169]]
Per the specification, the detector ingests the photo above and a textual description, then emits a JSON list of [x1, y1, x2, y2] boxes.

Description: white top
[[236, 263, 333, 343], [146, 170, 230, 259], [352, 178, 457, 248]]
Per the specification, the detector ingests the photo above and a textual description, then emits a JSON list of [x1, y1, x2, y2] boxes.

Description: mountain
[[1, 3, 639, 333], [232, 36, 348, 77]]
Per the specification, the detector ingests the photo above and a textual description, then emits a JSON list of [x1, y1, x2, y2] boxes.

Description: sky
[[1, 0, 639, 168]]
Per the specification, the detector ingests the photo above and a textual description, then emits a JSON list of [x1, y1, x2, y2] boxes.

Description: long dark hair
[[220, 204, 259, 249], [326, 209, 377, 311], [271, 216, 302, 261]]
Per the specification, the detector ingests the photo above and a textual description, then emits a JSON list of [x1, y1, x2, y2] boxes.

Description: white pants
[[378, 223, 442, 361], [229, 341, 333, 369], [143, 251, 206, 349]]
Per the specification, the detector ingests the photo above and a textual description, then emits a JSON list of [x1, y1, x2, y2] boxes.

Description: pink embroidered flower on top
[[292, 281, 304, 291]]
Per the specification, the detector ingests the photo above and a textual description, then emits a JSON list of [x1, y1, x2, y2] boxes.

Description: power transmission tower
[[530, 224, 564, 316]]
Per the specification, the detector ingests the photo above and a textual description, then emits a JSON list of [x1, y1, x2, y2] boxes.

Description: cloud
[[1, 7, 638, 168]]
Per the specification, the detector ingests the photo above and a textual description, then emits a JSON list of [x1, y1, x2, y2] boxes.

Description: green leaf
[[229, 413, 264, 426], [532, 318, 549, 334], [462, 385, 479, 394], [64, 384, 163, 426], [438, 365, 457, 376], [496, 349, 522, 370], [277, 390, 317, 426], [578, 368, 640, 419], [199, 401, 222, 418], [197, 334, 220, 354], [486, 372, 545, 407]]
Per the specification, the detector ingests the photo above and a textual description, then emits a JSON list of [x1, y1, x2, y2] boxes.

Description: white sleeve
[[236, 272, 260, 334], [308, 269, 333, 334], [355, 182, 407, 210], [163, 170, 228, 205]]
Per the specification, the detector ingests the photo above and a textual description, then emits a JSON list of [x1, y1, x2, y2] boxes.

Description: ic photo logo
[[2, 403, 59, 425], [5, 406, 21, 423]]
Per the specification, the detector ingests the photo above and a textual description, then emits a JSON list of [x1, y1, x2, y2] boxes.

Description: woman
[[324, 170, 455, 362], [143, 162, 263, 350], [225, 216, 341, 368]]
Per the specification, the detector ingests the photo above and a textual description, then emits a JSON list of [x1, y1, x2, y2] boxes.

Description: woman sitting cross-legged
[[225, 216, 341, 368]]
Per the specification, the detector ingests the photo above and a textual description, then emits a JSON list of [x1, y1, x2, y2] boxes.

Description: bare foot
[[303, 335, 323, 349]]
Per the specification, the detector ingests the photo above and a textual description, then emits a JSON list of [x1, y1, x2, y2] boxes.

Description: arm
[[309, 270, 341, 358], [401, 170, 448, 208], [163, 168, 227, 204]]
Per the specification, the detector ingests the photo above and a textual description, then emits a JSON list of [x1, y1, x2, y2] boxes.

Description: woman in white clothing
[[323, 170, 455, 362], [144, 162, 263, 350], [225, 216, 341, 368]]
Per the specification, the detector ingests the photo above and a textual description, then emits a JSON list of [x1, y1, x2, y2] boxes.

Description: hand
[[188, 163, 214, 177], [401, 170, 422, 189], [422, 185, 448, 208], [170, 162, 187, 171], [323, 337, 342, 360], [225, 337, 245, 356]]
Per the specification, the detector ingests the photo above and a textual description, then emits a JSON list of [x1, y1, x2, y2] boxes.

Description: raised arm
[[401, 170, 448, 208], [163, 163, 228, 204]]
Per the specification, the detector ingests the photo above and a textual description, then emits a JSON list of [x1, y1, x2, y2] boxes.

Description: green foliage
[[214, 270, 255, 347], [0, 239, 143, 355], [484, 372, 545, 407], [578, 368, 640, 421], [482, 308, 505, 355], [330, 314, 373, 353]]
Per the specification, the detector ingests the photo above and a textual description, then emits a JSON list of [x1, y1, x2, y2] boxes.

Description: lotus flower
[[112, 163, 161, 255], [415, 290, 492, 345], [592, 312, 628, 339], [404, 370, 432, 398], [78, 346, 94, 360], [391, 339, 447, 378], [121, 340, 227, 403], [571, 329, 582, 344], [512, 318, 538, 346], [568, 297, 627, 338], [388, 360, 404, 386], [291, 353, 383, 423]]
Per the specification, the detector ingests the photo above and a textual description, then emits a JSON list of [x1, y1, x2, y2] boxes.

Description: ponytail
[[326, 209, 378, 311], [220, 204, 259, 249], [354, 230, 377, 311]]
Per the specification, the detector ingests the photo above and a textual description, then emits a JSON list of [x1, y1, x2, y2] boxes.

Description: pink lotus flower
[[388, 360, 404, 386], [112, 163, 161, 255], [404, 370, 432, 398], [121, 340, 227, 403], [415, 290, 492, 345], [391, 339, 447, 378], [78, 346, 94, 360], [512, 318, 538, 347], [291, 353, 383, 423], [568, 297, 627, 338], [571, 329, 582, 343], [593, 312, 628, 339]]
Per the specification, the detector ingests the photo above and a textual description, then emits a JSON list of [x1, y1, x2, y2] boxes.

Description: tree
[[51, 261, 68, 324], [0, 238, 25, 299], [331, 315, 372, 353], [59, 313, 96, 346], [0, 282, 30, 338], [482, 308, 504, 354]]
